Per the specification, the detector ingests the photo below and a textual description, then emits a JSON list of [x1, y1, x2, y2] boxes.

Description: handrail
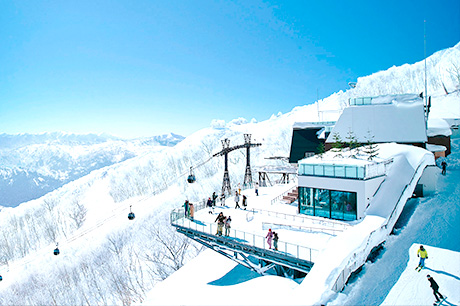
[[262, 221, 343, 236], [252, 208, 350, 230], [170, 210, 318, 263], [270, 183, 297, 205]]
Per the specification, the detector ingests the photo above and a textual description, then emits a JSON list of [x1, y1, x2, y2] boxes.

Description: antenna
[[424, 20, 428, 118], [316, 88, 320, 121]]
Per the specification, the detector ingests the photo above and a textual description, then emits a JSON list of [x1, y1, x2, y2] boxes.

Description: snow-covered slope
[[0, 132, 184, 207], [0, 42, 459, 305]]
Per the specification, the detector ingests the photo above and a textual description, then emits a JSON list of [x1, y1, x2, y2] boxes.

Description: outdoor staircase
[[282, 187, 298, 204]]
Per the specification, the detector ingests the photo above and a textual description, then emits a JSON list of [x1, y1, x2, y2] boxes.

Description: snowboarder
[[207, 197, 213, 214], [427, 275, 444, 304], [242, 195, 247, 210], [234, 191, 241, 209], [441, 161, 447, 175], [273, 231, 279, 251], [255, 182, 259, 196], [215, 212, 225, 236], [416, 245, 428, 271], [266, 228, 274, 249], [224, 216, 232, 236]]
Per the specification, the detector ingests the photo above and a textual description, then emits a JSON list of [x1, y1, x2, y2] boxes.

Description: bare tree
[[68, 200, 87, 229], [144, 223, 203, 281]]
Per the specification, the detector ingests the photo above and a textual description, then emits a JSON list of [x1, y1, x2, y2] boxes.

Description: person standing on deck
[[266, 228, 274, 249], [207, 197, 213, 214], [189, 203, 195, 220], [215, 212, 225, 236], [273, 232, 279, 251], [234, 191, 241, 209], [224, 216, 232, 236], [220, 193, 226, 206], [212, 192, 218, 206], [183, 200, 189, 218]]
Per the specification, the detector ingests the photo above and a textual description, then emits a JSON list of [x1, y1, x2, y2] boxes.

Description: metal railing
[[262, 221, 344, 236], [171, 209, 318, 263], [270, 183, 297, 205], [251, 207, 350, 230], [298, 159, 393, 180]]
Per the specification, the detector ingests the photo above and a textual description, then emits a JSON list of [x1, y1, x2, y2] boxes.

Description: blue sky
[[1, 0, 459, 138]]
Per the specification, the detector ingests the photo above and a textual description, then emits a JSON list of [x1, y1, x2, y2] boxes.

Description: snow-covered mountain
[[0, 132, 185, 207], [0, 42, 458, 305]]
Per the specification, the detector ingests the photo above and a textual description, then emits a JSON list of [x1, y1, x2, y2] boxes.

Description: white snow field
[[0, 43, 459, 305]]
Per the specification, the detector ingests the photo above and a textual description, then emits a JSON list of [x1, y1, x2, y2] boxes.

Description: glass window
[[313, 165, 324, 176], [304, 164, 314, 175], [345, 166, 357, 178], [330, 190, 345, 220], [343, 192, 357, 221], [298, 187, 313, 215], [335, 166, 345, 177], [324, 165, 334, 176], [314, 189, 330, 218], [299, 187, 357, 221]]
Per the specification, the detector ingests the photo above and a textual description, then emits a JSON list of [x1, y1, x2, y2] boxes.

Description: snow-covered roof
[[427, 117, 452, 137], [292, 121, 335, 129], [426, 143, 447, 152], [326, 95, 427, 143]]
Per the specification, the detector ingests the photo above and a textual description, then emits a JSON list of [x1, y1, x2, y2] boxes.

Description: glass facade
[[298, 187, 357, 221], [298, 163, 366, 179]]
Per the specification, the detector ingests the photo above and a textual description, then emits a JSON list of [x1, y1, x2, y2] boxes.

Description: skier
[[224, 216, 232, 236], [427, 275, 444, 304], [207, 197, 213, 214], [234, 191, 241, 209], [273, 231, 279, 251], [238, 183, 241, 195], [215, 212, 225, 236], [416, 245, 428, 271], [242, 195, 247, 210], [441, 160, 447, 175], [255, 182, 259, 196], [266, 228, 274, 249]]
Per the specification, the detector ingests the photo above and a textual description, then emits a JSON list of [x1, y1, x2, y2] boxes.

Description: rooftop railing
[[349, 97, 373, 105], [298, 159, 392, 180]]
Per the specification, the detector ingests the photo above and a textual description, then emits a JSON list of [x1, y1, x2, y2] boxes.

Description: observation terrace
[[170, 185, 351, 279]]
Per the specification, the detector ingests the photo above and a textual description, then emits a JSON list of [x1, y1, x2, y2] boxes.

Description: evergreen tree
[[363, 130, 379, 160], [331, 132, 344, 158], [346, 130, 360, 158], [316, 142, 326, 159]]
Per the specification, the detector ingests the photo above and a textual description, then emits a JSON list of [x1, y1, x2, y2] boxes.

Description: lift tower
[[243, 134, 262, 187], [212, 134, 261, 195]]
